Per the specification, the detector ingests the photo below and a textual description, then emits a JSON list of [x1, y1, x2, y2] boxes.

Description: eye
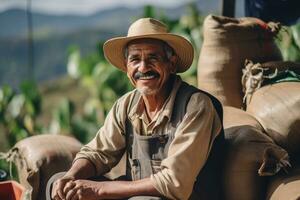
[[128, 57, 140, 63], [148, 55, 160, 62], [149, 57, 158, 62]]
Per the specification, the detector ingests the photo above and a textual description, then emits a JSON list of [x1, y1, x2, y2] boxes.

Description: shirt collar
[[128, 75, 182, 123]]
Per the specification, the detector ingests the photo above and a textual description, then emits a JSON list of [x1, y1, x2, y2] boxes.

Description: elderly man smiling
[[50, 18, 225, 200]]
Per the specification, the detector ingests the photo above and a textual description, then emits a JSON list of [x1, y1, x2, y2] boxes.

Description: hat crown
[[127, 18, 168, 37], [104, 17, 193, 73]]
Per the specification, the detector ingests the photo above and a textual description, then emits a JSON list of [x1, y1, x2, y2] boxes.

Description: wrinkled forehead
[[126, 38, 166, 52]]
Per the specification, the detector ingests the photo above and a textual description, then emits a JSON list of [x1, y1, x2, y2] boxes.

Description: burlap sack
[[198, 15, 282, 108], [223, 106, 263, 131], [246, 82, 300, 154], [266, 165, 300, 200], [223, 126, 290, 200], [12, 134, 82, 200]]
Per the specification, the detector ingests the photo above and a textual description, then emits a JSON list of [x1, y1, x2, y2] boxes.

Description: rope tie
[[1, 148, 32, 200], [0, 148, 25, 179], [267, 22, 282, 35], [241, 59, 278, 105]]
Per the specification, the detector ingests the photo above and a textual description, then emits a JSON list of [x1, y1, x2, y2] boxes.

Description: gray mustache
[[134, 71, 159, 79]]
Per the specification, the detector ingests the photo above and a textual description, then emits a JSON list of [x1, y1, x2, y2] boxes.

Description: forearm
[[65, 158, 96, 179], [99, 178, 161, 199]]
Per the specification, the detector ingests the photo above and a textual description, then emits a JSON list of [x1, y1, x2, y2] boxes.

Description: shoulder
[[106, 89, 139, 129], [187, 91, 215, 113], [113, 89, 139, 112], [179, 82, 214, 109], [185, 88, 222, 132], [179, 82, 216, 114]]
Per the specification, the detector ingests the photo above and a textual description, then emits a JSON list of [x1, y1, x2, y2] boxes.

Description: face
[[125, 39, 177, 96]]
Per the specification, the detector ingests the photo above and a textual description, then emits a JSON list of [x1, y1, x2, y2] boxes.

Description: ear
[[169, 55, 178, 73]]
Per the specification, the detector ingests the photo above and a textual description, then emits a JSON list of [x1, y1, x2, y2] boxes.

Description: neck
[[142, 76, 174, 120]]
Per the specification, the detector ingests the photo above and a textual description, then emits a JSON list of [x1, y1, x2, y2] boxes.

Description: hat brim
[[103, 33, 194, 73]]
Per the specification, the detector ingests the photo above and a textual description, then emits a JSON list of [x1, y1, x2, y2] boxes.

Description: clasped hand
[[52, 176, 106, 200]]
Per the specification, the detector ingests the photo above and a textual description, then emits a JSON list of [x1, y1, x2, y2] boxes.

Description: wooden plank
[[221, 0, 236, 17]]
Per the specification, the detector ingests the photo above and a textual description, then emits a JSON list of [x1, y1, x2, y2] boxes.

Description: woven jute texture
[[223, 126, 290, 200], [13, 135, 81, 200], [246, 82, 300, 155], [197, 15, 282, 108]]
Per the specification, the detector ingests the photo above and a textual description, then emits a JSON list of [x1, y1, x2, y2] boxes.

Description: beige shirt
[[74, 76, 222, 200]]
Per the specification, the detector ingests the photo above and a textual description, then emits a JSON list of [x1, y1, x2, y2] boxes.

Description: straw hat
[[103, 18, 194, 73]]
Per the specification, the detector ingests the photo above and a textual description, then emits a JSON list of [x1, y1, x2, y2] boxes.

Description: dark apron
[[125, 82, 226, 200]]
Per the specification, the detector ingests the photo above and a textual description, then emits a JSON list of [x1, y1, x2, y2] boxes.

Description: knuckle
[[74, 181, 82, 187], [76, 188, 82, 194], [65, 181, 72, 187]]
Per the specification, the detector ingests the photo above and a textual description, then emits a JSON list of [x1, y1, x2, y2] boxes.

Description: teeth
[[139, 75, 155, 80]]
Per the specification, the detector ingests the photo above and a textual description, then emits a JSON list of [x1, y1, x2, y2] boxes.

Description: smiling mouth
[[134, 71, 159, 80], [139, 74, 157, 80]]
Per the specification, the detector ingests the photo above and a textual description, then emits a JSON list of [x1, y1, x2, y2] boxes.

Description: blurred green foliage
[[0, 81, 41, 146], [276, 23, 300, 62], [0, 81, 41, 179]]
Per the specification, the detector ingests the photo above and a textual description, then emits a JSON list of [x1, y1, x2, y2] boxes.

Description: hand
[[51, 175, 75, 200], [64, 179, 105, 200]]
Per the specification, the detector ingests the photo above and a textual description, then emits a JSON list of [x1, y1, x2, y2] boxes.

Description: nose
[[138, 59, 150, 73]]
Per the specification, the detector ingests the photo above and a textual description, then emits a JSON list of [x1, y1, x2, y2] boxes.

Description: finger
[[63, 181, 76, 194], [57, 181, 67, 200], [53, 194, 63, 200], [51, 194, 62, 200], [51, 181, 62, 200], [70, 195, 79, 200], [65, 187, 77, 200], [54, 196, 62, 200], [70, 189, 82, 200]]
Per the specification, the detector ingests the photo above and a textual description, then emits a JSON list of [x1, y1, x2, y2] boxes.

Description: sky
[[0, 0, 193, 15]]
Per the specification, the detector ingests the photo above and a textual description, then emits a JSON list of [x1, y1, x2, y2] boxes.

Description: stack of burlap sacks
[[198, 15, 300, 200]]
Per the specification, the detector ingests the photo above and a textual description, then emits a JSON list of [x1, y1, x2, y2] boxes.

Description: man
[[50, 18, 224, 200]]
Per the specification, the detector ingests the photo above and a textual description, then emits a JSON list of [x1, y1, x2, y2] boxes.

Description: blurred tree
[[0, 81, 41, 179], [143, 5, 155, 18], [0, 81, 42, 146]]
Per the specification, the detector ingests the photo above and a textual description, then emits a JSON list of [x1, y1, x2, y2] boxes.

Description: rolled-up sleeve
[[74, 96, 128, 176], [150, 93, 222, 200]]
